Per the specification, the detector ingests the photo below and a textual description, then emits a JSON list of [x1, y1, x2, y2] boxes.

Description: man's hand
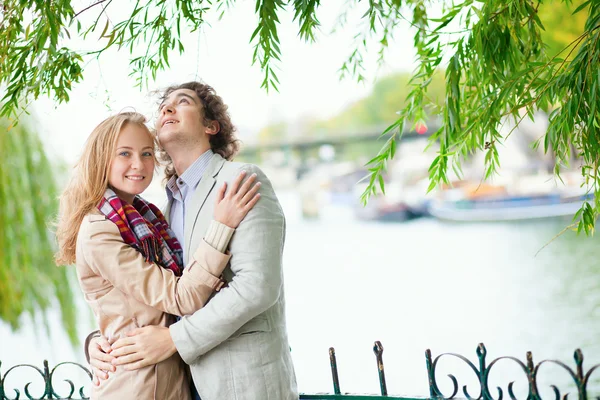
[[110, 326, 177, 371], [88, 336, 116, 386]]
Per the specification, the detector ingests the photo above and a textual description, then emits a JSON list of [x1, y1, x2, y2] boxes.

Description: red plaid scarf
[[97, 189, 183, 276]]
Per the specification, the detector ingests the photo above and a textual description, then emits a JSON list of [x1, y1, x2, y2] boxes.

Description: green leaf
[[572, 0, 591, 15], [378, 174, 385, 195], [100, 19, 110, 38]]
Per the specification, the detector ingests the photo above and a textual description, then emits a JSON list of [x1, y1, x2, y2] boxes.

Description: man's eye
[[180, 98, 189, 104]]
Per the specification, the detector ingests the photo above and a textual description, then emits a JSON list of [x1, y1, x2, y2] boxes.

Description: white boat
[[428, 192, 593, 222]]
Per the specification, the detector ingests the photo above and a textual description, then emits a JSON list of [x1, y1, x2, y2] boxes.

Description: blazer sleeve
[[79, 218, 232, 316], [169, 164, 285, 363]]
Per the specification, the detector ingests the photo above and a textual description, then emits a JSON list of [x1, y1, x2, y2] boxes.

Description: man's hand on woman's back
[[88, 336, 115, 385]]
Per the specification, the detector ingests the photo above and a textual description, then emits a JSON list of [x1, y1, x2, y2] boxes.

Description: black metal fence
[[1, 342, 598, 400]]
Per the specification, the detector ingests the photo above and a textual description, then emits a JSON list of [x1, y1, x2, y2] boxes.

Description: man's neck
[[168, 144, 211, 176]]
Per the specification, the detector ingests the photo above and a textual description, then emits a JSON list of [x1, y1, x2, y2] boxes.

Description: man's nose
[[162, 104, 175, 114]]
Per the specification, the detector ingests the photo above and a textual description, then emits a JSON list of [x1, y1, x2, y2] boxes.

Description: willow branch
[[74, 0, 110, 18]]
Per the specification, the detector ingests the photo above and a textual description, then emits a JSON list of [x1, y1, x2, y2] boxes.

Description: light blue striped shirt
[[166, 150, 214, 260]]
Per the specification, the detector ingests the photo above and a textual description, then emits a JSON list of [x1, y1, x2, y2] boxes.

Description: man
[[88, 82, 298, 399]]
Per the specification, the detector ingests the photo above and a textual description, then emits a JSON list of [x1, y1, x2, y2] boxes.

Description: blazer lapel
[[183, 153, 226, 258]]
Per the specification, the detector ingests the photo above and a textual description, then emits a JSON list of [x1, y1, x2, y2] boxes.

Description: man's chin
[[157, 130, 179, 147]]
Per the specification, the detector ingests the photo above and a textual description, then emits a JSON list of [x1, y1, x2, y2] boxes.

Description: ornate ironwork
[[0, 360, 91, 400], [425, 343, 600, 400], [2, 342, 598, 399]]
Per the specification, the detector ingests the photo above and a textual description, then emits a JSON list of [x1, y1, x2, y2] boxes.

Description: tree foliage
[[0, 0, 599, 332], [538, 0, 588, 58], [0, 118, 77, 343], [352, 0, 599, 234]]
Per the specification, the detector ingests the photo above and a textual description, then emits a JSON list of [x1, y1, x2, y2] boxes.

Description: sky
[[32, 0, 418, 164]]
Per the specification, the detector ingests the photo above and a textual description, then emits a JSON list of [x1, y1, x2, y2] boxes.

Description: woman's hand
[[213, 170, 261, 228]]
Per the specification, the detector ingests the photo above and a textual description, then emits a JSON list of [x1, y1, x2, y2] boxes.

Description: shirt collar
[[166, 150, 214, 199]]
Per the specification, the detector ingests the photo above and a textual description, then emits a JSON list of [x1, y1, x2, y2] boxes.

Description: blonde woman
[[54, 112, 260, 400]]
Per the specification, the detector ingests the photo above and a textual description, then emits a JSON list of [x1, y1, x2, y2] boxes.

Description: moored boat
[[428, 192, 593, 222]]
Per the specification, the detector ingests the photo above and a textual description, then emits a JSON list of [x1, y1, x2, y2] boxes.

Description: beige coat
[[75, 210, 231, 400]]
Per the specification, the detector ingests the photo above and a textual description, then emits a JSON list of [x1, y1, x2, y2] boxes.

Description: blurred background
[[1, 0, 598, 397]]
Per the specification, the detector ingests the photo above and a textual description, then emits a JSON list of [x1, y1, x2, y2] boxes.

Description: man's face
[[156, 88, 208, 148]]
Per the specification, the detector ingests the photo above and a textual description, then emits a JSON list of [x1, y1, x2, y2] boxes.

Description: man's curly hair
[[157, 81, 240, 181]]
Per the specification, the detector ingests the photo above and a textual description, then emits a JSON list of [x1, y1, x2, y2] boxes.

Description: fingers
[[123, 359, 151, 371], [228, 170, 246, 196], [90, 357, 115, 374], [125, 328, 143, 337], [215, 182, 227, 205], [235, 173, 257, 199], [90, 348, 115, 367], [89, 342, 116, 373], [240, 182, 261, 206], [97, 336, 112, 354], [244, 193, 261, 211], [111, 337, 134, 350], [90, 359, 116, 380], [92, 374, 100, 386], [110, 344, 139, 358], [92, 366, 110, 382], [112, 352, 144, 366]]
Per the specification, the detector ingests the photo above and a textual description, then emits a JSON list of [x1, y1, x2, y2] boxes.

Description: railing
[[1, 342, 598, 400]]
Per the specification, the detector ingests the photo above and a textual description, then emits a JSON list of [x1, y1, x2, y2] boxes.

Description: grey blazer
[[168, 153, 299, 400]]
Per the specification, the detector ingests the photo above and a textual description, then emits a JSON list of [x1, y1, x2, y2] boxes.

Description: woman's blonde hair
[[54, 112, 153, 266]]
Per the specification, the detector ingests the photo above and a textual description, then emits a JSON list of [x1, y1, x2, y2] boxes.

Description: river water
[[1, 190, 599, 398]]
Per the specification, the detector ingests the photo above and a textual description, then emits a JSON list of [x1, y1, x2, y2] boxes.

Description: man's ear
[[205, 120, 220, 136]]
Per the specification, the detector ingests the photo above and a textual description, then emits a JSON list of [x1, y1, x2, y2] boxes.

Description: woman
[[54, 111, 259, 399]]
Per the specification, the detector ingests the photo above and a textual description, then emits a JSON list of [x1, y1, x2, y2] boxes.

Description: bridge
[[237, 122, 440, 160]]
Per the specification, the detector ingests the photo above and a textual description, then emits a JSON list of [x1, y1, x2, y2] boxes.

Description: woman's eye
[[179, 98, 189, 104], [119, 151, 130, 157], [142, 152, 153, 157]]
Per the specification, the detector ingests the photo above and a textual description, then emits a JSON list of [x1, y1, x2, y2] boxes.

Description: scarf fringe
[[140, 237, 162, 264]]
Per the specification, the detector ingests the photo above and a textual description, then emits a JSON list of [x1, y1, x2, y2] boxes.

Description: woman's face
[[108, 123, 155, 203]]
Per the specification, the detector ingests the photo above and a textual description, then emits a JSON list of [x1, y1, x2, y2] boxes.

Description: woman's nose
[[131, 156, 143, 170]]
